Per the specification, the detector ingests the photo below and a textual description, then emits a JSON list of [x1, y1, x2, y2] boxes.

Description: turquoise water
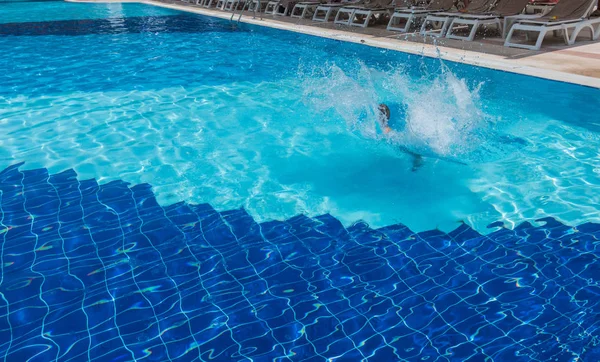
[[0, 1, 174, 23], [1, 1, 599, 233]]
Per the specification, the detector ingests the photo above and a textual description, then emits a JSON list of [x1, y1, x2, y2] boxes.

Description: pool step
[[1, 164, 600, 361]]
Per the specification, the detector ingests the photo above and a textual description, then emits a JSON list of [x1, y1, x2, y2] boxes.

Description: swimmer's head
[[378, 103, 392, 134], [378, 104, 390, 121]]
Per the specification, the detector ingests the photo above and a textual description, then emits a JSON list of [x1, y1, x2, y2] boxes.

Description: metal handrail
[[231, 0, 263, 23]]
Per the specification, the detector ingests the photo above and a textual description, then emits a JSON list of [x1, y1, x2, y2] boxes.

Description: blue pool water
[[1, 1, 600, 360]]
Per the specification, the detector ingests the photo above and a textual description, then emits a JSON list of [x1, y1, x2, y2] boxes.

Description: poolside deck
[[73, 0, 600, 88]]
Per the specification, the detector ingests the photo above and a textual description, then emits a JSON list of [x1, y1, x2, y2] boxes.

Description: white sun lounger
[[505, 0, 600, 50], [349, 6, 394, 27], [334, 6, 360, 25], [221, 0, 243, 11], [501, 4, 555, 38], [334, 0, 394, 27], [445, 0, 531, 41], [387, 0, 455, 32], [199, 0, 217, 8], [313, 0, 363, 22], [291, 1, 323, 18], [265, 0, 280, 14], [273, 0, 315, 15], [273, 0, 295, 15], [420, 0, 496, 37]]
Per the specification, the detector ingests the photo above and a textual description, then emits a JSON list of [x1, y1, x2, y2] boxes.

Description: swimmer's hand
[[384, 126, 391, 134]]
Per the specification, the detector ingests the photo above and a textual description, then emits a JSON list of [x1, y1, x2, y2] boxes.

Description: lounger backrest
[[426, 0, 455, 11], [365, 0, 393, 7], [394, 0, 415, 7], [491, 0, 530, 16], [544, 0, 597, 20], [463, 0, 497, 13]]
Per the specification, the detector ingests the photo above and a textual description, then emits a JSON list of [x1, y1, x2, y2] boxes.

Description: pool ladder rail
[[232, 0, 263, 23]]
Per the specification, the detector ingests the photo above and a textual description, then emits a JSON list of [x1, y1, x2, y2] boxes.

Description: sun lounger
[[291, 0, 326, 18], [501, 1, 556, 38], [313, 0, 364, 22], [199, 0, 218, 8], [445, 0, 531, 41], [420, 0, 496, 37], [387, 0, 455, 33], [505, 0, 600, 50], [220, 0, 245, 11], [265, 0, 280, 14], [271, 0, 302, 15], [334, 0, 395, 27]]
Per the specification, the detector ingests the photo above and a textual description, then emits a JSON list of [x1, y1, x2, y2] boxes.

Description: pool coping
[[70, 0, 600, 89]]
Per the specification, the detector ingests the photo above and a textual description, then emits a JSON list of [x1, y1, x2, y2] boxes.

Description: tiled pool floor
[[1, 163, 599, 361]]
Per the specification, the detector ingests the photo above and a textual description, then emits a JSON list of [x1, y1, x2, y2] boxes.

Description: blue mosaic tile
[[1, 164, 600, 361]]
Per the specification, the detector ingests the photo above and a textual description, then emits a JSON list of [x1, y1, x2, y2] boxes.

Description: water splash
[[301, 61, 514, 164]]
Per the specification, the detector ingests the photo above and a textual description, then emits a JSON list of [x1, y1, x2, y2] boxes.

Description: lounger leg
[[328, 8, 336, 21], [561, 26, 570, 45], [504, 24, 543, 50], [362, 12, 372, 28], [582, 22, 600, 41], [468, 21, 479, 41], [291, 5, 302, 18], [446, 19, 480, 41], [421, 17, 450, 37], [440, 18, 450, 37], [335, 9, 353, 25], [502, 18, 513, 38], [420, 18, 428, 34], [334, 10, 342, 23], [265, 1, 278, 14], [504, 25, 516, 47], [313, 7, 334, 21], [534, 28, 547, 50], [312, 8, 322, 20], [495, 19, 502, 37], [446, 18, 456, 37], [387, 13, 412, 32], [404, 17, 414, 33], [352, 11, 372, 28], [352, 12, 360, 27]]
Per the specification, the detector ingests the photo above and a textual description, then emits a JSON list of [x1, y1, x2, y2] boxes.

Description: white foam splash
[[301, 61, 496, 163]]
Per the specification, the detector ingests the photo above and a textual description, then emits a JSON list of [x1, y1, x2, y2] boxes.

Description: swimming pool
[[1, 1, 600, 361]]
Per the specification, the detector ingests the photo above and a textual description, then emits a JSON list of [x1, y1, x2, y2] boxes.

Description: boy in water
[[378, 104, 392, 134], [378, 103, 423, 171]]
